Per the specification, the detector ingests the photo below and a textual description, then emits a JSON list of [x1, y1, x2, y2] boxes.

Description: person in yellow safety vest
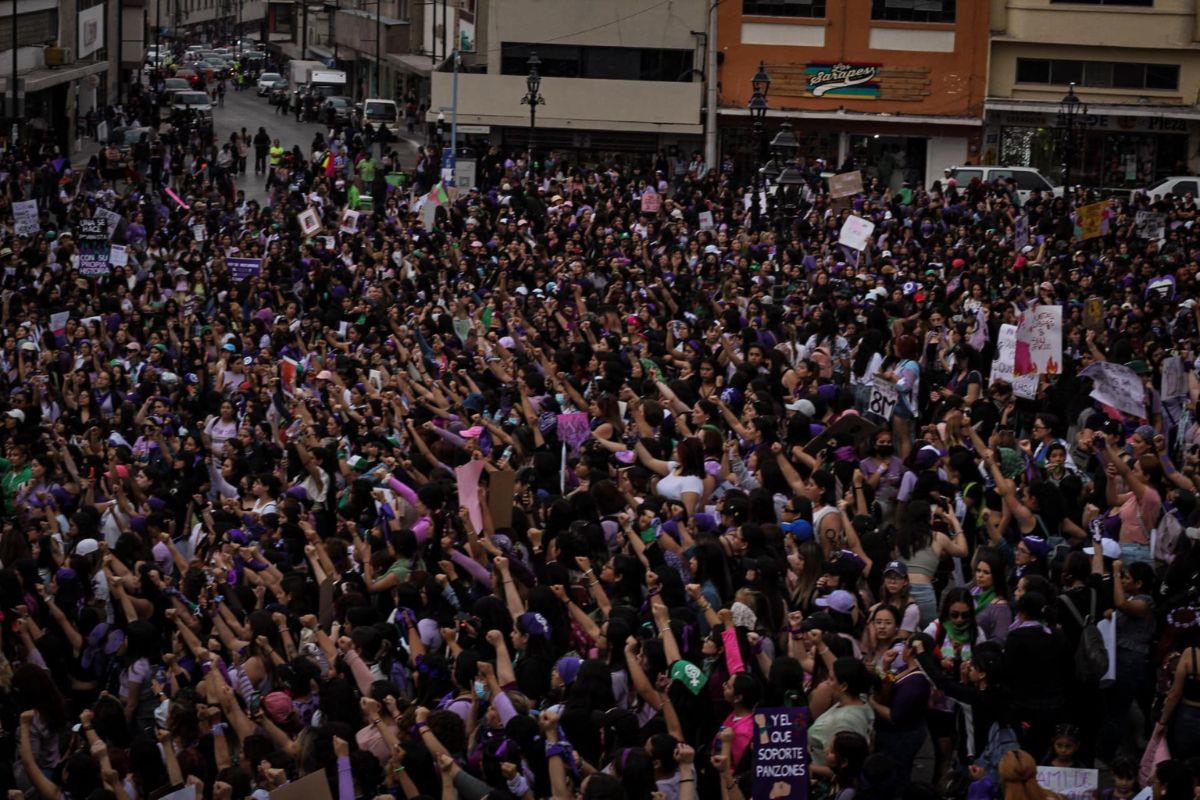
[[269, 140, 284, 168]]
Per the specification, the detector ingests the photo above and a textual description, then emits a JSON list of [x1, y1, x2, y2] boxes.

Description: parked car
[[1136, 176, 1200, 201], [257, 72, 286, 96], [944, 165, 1063, 203], [321, 96, 354, 124]]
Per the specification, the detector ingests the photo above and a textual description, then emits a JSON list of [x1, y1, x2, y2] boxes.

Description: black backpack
[[1059, 589, 1111, 687]]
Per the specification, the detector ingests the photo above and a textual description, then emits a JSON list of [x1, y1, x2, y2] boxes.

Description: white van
[[944, 166, 1063, 203], [361, 98, 400, 136]]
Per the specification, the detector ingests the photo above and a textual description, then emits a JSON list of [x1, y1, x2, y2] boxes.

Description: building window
[[0, 9, 58, 50], [870, 0, 955, 23], [1049, 0, 1152, 5], [501, 43, 694, 82], [743, 0, 825, 17], [1016, 57, 1179, 90]]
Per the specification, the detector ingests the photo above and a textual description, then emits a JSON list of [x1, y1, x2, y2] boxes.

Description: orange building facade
[[717, 0, 989, 190]]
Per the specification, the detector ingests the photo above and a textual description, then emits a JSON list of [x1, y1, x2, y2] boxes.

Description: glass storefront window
[[847, 135, 927, 192], [997, 126, 1187, 188]]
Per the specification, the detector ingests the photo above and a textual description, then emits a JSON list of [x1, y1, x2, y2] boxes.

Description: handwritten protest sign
[[640, 189, 661, 214], [828, 170, 863, 199], [109, 244, 128, 267], [1136, 210, 1166, 241], [1080, 362, 1147, 419], [866, 377, 898, 422], [12, 200, 38, 236], [752, 707, 809, 800], [95, 208, 122, 239], [991, 324, 1039, 400], [1036, 767, 1097, 800], [838, 215, 875, 251], [1014, 305, 1062, 375]]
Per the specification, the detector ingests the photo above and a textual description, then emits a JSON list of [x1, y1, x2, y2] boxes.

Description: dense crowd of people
[[0, 40, 1199, 800]]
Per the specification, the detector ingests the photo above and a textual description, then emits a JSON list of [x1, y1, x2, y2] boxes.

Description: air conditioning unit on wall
[[44, 46, 71, 66]]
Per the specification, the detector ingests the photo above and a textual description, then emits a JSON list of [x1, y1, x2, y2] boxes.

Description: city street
[[212, 86, 423, 204]]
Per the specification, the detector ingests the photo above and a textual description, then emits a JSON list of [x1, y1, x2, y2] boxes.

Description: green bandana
[[670, 660, 708, 695], [973, 588, 997, 616], [945, 619, 972, 644]]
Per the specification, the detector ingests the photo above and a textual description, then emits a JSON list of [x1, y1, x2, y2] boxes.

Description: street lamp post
[[1059, 81, 1086, 201], [520, 51, 544, 174], [747, 61, 770, 230], [770, 122, 802, 247]]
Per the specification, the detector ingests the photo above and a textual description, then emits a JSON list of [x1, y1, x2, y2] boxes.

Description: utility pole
[[11, 0, 19, 126], [374, 0, 380, 96], [301, 0, 308, 58], [704, 0, 717, 170]]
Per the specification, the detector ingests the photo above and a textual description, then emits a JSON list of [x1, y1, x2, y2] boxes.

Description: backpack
[[1058, 589, 1110, 687]]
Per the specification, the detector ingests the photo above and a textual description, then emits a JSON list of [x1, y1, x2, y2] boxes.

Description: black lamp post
[[770, 122, 802, 245], [1059, 81, 1086, 199], [520, 52, 545, 174], [747, 61, 770, 229]]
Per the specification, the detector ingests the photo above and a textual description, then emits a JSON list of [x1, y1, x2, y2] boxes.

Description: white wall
[[926, 136, 968, 188]]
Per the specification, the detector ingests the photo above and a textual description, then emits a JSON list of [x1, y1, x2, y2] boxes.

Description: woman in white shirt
[[634, 435, 707, 516]]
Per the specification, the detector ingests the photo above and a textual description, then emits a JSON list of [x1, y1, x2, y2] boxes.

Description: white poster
[[78, 3, 105, 59], [12, 200, 38, 236], [838, 215, 875, 251], [1036, 767, 1098, 800], [1014, 305, 1062, 375], [866, 377, 898, 421], [340, 209, 360, 234], [698, 211, 714, 231], [990, 323, 1038, 401], [1080, 362, 1148, 419], [109, 243, 128, 267]]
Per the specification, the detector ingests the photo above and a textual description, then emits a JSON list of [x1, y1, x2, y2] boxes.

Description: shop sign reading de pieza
[[805, 63, 881, 98]]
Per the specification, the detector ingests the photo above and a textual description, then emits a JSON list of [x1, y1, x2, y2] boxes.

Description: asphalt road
[[212, 86, 422, 204]]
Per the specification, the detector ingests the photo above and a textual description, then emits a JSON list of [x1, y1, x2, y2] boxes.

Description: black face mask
[[876, 445, 895, 457]]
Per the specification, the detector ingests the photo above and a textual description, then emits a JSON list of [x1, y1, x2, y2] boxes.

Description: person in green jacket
[[0, 442, 31, 518]]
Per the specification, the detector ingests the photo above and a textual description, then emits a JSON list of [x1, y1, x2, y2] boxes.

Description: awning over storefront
[[23, 59, 109, 93], [387, 52, 435, 76], [719, 107, 982, 127], [984, 98, 1200, 122]]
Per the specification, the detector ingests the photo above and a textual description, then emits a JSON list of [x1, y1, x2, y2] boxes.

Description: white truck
[[307, 69, 348, 99], [288, 59, 325, 91]]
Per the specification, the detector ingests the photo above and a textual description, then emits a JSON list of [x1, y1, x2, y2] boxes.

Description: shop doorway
[[847, 135, 926, 193]]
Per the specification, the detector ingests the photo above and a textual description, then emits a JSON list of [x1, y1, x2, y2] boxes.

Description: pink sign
[[455, 460, 485, 531]]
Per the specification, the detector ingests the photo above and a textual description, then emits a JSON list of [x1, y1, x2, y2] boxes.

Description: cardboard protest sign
[[827, 170, 863, 199], [752, 707, 809, 800], [269, 769, 333, 800], [1076, 201, 1108, 239], [804, 414, 879, 458], [488, 469, 517, 530], [1080, 362, 1147, 419], [1082, 296, 1104, 331]]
